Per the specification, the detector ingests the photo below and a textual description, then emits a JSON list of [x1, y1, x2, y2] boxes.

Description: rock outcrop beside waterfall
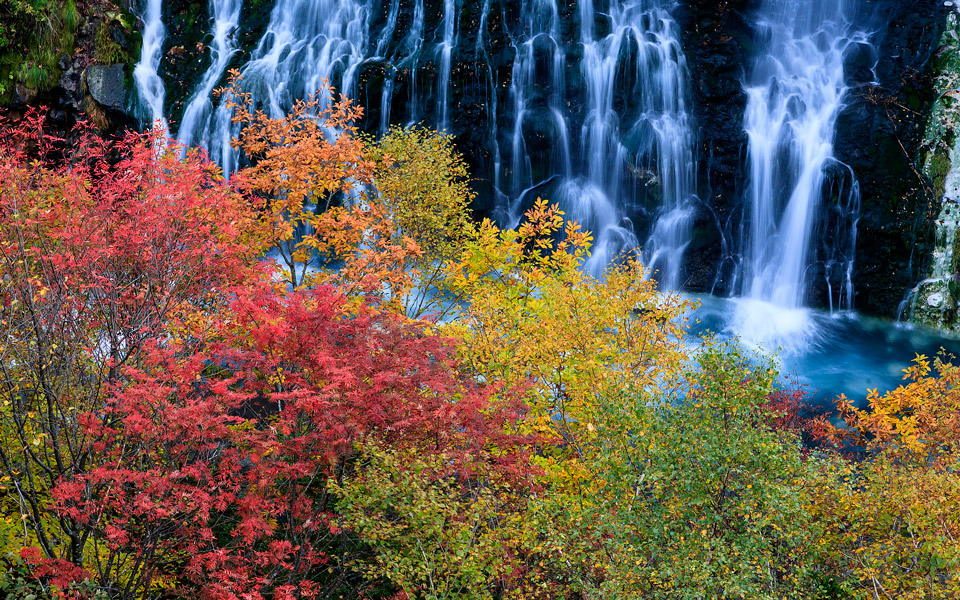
[[903, 6, 960, 331], [836, 0, 947, 317]]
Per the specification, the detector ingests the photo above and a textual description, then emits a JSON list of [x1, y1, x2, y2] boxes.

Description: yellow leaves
[[906, 353, 932, 381], [439, 200, 691, 494]]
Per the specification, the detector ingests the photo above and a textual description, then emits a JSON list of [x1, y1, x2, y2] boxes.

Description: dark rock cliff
[[836, 0, 947, 316]]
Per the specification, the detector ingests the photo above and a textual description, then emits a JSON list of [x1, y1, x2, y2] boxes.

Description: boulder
[[85, 64, 127, 112]]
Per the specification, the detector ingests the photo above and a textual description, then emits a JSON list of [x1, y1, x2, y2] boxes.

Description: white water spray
[[733, 0, 866, 349]]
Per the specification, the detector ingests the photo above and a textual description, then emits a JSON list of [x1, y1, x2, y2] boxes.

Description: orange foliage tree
[[221, 74, 420, 301], [813, 355, 960, 599]]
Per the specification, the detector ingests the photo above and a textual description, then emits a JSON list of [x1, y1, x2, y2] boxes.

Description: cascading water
[[475, 0, 503, 196], [436, 0, 459, 132], [732, 0, 866, 348], [206, 0, 370, 177], [498, 0, 571, 231], [570, 0, 696, 281], [399, 0, 426, 127], [151, 0, 697, 285], [372, 0, 400, 134], [633, 2, 697, 291], [176, 0, 243, 151], [133, 0, 169, 134]]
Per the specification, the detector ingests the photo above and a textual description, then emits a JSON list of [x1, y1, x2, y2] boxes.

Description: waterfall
[[437, 0, 459, 132], [739, 0, 863, 311], [403, 0, 426, 126], [475, 0, 503, 196], [206, 0, 370, 177], [505, 0, 568, 202], [133, 0, 169, 134], [150, 0, 697, 285], [373, 0, 400, 135], [176, 0, 243, 151], [731, 0, 866, 349], [572, 0, 696, 281], [633, 2, 698, 291]]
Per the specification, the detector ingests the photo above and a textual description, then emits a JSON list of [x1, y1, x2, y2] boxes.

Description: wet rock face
[[904, 7, 960, 331], [675, 0, 757, 293], [158, 0, 212, 124], [834, 0, 947, 317]]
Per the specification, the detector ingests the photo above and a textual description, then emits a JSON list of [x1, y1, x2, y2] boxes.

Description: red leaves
[[763, 388, 837, 450], [20, 547, 90, 591], [49, 282, 532, 598], [0, 110, 534, 599]]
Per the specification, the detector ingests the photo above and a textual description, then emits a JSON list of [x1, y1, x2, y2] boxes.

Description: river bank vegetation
[[2, 91, 960, 600]]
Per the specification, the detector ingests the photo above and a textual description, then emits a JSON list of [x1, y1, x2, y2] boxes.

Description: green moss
[[95, 22, 126, 64], [928, 150, 952, 198], [0, 0, 83, 102]]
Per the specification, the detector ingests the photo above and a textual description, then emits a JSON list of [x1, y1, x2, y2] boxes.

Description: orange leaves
[[220, 73, 426, 298], [830, 354, 960, 461], [807, 354, 960, 597], [223, 71, 373, 213], [299, 202, 421, 308]]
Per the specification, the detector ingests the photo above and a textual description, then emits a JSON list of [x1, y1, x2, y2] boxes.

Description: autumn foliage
[[2, 100, 960, 600]]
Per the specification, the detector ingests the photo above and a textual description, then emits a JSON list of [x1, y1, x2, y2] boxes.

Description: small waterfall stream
[[133, 0, 169, 134], [206, 0, 370, 176], [437, 0, 459, 132], [176, 0, 243, 151]]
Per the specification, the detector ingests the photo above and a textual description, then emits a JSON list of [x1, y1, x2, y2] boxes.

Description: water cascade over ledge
[[133, 0, 169, 133], [730, 0, 868, 351], [208, 0, 369, 177], [176, 0, 243, 153], [134, 0, 698, 288]]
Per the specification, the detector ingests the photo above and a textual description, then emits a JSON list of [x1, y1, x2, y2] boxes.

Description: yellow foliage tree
[[441, 198, 691, 479], [370, 126, 474, 318], [814, 354, 960, 599]]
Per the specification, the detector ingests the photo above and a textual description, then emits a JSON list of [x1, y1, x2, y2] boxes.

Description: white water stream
[[176, 0, 243, 153], [133, 0, 169, 135]]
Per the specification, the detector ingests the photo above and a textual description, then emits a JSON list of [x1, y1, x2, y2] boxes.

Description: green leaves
[[534, 344, 826, 599], [333, 446, 520, 600]]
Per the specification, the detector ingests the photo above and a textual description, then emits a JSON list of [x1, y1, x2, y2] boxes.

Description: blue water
[[687, 294, 960, 408]]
